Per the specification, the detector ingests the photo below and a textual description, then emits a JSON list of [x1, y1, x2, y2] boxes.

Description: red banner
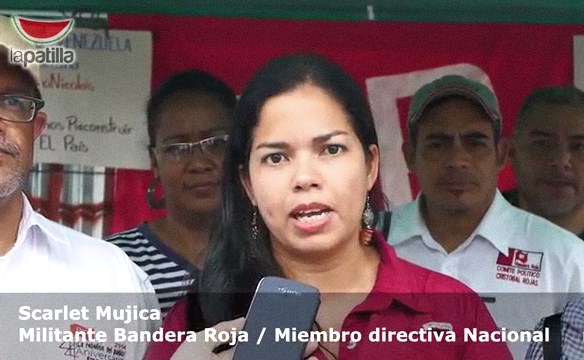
[[106, 15, 584, 235]]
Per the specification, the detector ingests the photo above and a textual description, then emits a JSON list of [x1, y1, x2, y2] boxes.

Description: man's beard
[[0, 166, 26, 198], [0, 140, 26, 199]]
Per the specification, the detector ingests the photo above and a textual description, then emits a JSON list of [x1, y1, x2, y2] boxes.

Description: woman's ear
[[366, 144, 380, 190], [239, 165, 257, 206]]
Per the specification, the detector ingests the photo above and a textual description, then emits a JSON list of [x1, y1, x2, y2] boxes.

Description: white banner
[[574, 36, 584, 90], [34, 28, 152, 169]]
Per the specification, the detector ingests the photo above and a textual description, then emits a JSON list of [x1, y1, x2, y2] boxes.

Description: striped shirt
[[105, 223, 198, 316]]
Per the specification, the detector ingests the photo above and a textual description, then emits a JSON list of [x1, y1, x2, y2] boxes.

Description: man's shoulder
[[393, 252, 475, 294], [382, 200, 422, 243], [510, 206, 584, 248], [34, 214, 149, 280], [497, 192, 582, 247], [499, 206, 584, 283], [4, 213, 153, 293], [391, 199, 418, 216], [37, 214, 130, 256], [562, 297, 584, 332], [496, 198, 578, 239]]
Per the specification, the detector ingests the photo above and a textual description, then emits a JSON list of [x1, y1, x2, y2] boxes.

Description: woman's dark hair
[[146, 70, 237, 147], [189, 53, 381, 329]]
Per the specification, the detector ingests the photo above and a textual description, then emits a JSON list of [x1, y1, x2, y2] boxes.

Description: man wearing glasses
[[0, 16, 157, 359]]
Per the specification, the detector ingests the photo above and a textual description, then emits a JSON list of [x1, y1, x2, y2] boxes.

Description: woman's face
[[242, 83, 379, 259], [152, 91, 230, 216]]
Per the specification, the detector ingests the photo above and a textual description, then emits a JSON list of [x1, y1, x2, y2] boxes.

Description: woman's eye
[[324, 144, 343, 155], [165, 145, 188, 156], [265, 153, 285, 165]]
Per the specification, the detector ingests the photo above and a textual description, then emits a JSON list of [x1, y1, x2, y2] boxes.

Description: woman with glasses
[[106, 70, 236, 316], [146, 54, 511, 360]]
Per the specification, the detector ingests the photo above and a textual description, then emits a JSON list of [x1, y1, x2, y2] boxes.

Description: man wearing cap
[[0, 15, 157, 359], [506, 86, 584, 239], [382, 75, 584, 358]]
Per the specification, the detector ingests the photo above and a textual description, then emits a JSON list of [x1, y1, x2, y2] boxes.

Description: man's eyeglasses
[[0, 95, 44, 123], [154, 134, 229, 162]]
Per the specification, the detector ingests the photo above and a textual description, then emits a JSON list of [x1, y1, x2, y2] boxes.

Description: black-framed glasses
[[0, 94, 44, 123], [154, 134, 229, 162]]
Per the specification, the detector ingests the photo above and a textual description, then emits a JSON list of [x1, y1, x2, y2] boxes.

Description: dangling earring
[[146, 177, 165, 209], [360, 194, 374, 245], [251, 207, 259, 241]]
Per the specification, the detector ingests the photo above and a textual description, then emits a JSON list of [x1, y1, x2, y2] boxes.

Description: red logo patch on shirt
[[70, 323, 92, 334], [59, 323, 128, 359], [497, 248, 543, 271], [495, 248, 543, 286]]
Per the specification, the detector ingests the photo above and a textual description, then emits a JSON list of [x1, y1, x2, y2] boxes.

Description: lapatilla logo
[[9, 15, 76, 67]]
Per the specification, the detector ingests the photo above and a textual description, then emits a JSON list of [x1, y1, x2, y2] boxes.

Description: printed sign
[[33, 28, 152, 169]]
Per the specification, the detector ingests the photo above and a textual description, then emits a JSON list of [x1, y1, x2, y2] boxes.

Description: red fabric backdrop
[[106, 15, 584, 235]]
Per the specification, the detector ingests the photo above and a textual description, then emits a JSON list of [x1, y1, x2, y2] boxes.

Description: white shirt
[[387, 190, 584, 359], [0, 195, 159, 359]]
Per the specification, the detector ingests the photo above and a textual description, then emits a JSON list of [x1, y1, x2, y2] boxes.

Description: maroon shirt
[[146, 233, 511, 359]]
